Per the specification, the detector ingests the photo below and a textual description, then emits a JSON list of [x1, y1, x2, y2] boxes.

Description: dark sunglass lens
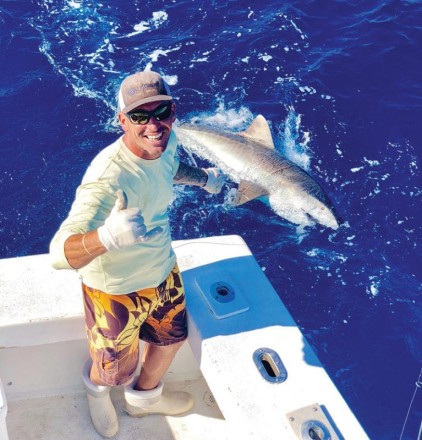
[[154, 104, 172, 120], [130, 113, 148, 124]]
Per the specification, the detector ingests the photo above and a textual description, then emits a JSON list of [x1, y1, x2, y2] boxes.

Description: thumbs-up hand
[[98, 190, 163, 251]]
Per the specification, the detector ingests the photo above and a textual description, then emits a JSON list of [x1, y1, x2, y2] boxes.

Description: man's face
[[119, 100, 176, 160]]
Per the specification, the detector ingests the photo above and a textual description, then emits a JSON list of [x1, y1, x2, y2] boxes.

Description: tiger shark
[[174, 115, 340, 230]]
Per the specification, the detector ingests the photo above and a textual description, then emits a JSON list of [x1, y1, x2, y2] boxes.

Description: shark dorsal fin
[[239, 115, 275, 149]]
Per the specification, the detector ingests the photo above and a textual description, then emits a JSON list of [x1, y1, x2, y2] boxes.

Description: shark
[[174, 115, 340, 230]]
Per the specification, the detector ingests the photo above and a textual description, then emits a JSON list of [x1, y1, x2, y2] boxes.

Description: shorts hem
[[140, 335, 188, 347]]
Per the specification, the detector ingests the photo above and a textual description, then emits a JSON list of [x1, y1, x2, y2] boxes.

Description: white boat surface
[[0, 234, 369, 439]]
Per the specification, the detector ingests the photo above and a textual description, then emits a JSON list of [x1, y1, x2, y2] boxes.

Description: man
[[50, 70, 225, 438]]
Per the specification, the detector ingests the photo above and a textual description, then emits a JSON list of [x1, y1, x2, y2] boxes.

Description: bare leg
[[135, 341, 185, 391]]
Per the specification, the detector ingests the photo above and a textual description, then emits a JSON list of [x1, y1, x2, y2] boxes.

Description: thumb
[[115, 189, 128, 211]]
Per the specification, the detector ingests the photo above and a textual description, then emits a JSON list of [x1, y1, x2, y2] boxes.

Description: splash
[[278, 106, 311, 170], [186, 102, 254, 130]]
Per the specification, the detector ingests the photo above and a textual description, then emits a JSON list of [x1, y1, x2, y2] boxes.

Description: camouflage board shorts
[[82, 265, 187, 386]]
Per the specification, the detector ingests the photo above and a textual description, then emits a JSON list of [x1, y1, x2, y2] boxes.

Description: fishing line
[[399, 366, 422, 440]]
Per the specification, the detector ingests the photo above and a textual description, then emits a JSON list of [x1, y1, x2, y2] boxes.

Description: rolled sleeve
[[49, 230, 75, 270]]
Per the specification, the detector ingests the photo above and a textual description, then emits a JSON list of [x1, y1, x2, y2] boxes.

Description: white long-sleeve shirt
[[49, 132, 179, 294]]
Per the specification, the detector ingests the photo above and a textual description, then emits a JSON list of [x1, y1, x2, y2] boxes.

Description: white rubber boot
[[82, 361, 119, 438], [124, 380, 194, 417]]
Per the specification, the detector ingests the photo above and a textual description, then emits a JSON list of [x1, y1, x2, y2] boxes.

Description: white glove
[[98, 190, 163, 251], [202, 168, 225, 194]]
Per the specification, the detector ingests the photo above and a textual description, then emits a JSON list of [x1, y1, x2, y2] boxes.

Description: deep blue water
[[1, 1, 421, 438]]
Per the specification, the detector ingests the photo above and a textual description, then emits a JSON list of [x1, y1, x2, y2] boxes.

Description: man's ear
[[118, 112, 129, 132]]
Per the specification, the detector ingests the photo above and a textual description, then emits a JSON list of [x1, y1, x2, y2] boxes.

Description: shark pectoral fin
[[234, 180, 269, 205]]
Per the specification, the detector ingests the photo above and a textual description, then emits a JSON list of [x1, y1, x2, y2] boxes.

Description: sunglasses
[[126, 103, 173, 125]]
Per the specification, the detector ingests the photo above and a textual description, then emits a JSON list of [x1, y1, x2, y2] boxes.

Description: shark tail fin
[[234, 180, 269, 205]]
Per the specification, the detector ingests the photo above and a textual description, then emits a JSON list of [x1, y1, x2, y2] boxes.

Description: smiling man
[[50, 71, 225, 438]]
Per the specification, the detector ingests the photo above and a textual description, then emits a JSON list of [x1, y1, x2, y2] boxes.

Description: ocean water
[[0, 1, 421, 439]]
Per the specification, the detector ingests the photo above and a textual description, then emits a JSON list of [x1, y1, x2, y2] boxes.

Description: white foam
[[163, 74, 178, 86], [259, 54, 273, 62], [289, 19, 307, 39], [363, 157, 380, 166], [299, 86, 316, 94], [68, 0, 82, 9], [122, 11, 168, 38], [367, 278, 380, 297], [150, 46, 181, 62], [192, 56, 209, 63]]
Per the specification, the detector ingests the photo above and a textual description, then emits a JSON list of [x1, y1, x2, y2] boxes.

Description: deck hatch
[[286, 403, 341, 440], [195, 273, 249, 319]]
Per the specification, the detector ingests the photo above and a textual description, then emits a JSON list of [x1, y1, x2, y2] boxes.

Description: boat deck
[[6, 375, 228, 440]]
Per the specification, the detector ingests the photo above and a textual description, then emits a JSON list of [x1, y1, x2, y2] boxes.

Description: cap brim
[[123, 95, 173, 113]]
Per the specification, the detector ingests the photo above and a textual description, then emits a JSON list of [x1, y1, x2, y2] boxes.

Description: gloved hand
[[98, 190, 163, 251], [202, 168, 225, 194]]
